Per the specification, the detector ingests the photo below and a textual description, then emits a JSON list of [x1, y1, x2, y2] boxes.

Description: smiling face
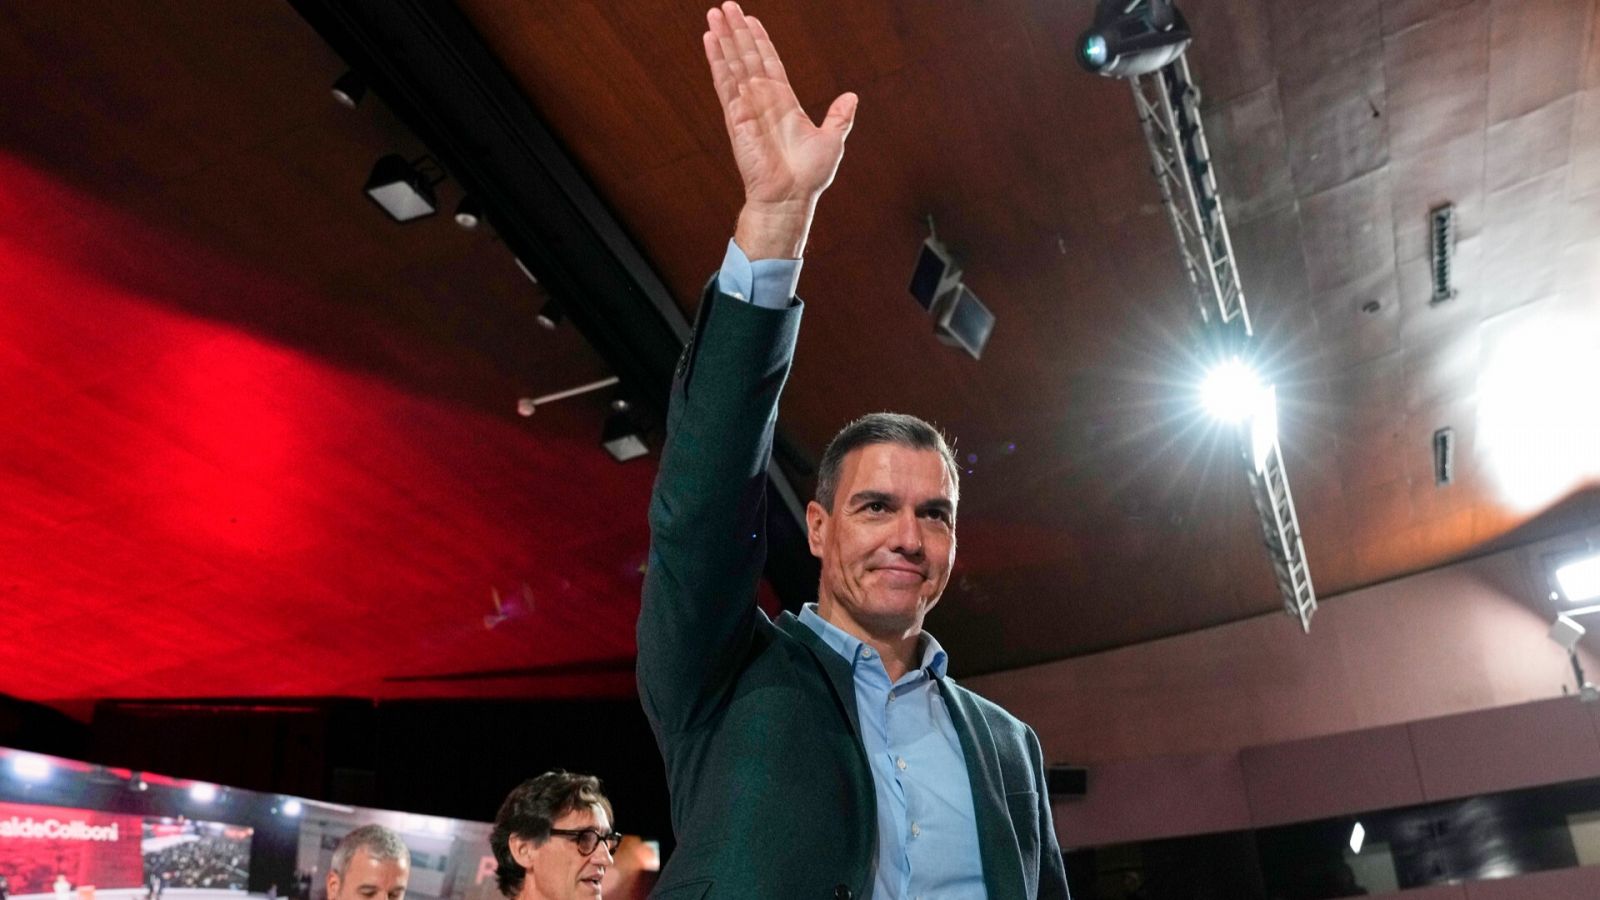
[[807, 442, 957, 641], [511, 805, 612, 900]]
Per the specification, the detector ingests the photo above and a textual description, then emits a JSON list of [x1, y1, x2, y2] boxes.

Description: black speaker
[[1046, 764, 1087, 798]]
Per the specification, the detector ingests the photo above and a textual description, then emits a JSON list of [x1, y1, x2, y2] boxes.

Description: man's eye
[[865, 501, 888, 513]]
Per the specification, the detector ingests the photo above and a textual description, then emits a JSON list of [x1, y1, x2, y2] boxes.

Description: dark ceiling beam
[[289, 0, 819, 610]]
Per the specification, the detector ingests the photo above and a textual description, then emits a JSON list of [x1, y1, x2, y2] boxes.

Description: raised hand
[[703, 2, 857, 259]]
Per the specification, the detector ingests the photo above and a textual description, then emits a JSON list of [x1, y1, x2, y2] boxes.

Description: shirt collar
[[798, 603, 949, 678]]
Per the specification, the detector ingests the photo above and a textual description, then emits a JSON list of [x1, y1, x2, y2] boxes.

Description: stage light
[[1077, 0, 1192, 78], [364, 154, 439, 223], [602, 410, 649, 462], [426, 817, 451, 835], [1349, 821, 1366, 855], [1249, 385, 1279, 474], [454, 195, 483, 230], [909, 236, 960, 312], [281, 799, 303, 817], [331, 71, 366, 109], [130, 772, 149, 792], [1201, 357, 1265, 423], [189, 782, 218, 803], [1557, 554, 1600, 605], [9, 753, 51, 783], [932, 283, 996, 361]]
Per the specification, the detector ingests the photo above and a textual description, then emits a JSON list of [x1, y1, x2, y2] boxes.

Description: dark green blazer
[[638, 286, 1071, 900]]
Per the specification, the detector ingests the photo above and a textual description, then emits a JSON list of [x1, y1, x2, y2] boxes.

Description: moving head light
[[1077, 0, 1192, 78]]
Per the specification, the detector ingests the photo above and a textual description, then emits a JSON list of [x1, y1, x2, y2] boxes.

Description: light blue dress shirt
[[719, 241, 987, 899], [799, 605, 986, 900]]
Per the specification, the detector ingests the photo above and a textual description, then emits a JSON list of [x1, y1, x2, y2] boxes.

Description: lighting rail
[[1127, 48, 1317, 630]]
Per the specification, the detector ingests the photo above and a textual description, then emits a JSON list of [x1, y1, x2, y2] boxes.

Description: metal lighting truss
[[1130, 55, 1317, 631]]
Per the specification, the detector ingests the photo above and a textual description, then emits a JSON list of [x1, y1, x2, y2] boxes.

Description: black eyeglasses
[[548, 828, 622, 856]]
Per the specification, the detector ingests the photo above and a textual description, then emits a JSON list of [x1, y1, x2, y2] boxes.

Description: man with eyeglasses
[[490, 771, 619, 900]]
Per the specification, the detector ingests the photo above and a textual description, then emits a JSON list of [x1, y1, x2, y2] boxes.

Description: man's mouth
[[579, 871, 604, 892]]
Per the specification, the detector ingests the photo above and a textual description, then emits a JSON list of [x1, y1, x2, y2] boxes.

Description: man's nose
[[890, 508, 924, 556]]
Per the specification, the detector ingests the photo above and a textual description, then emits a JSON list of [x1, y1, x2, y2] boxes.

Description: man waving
[[637, 5, 1070, 898]]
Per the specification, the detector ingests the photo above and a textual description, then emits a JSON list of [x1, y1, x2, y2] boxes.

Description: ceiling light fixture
[[331, 70, 366, 109], [189, 782, 218, 803], [603, 410, 649, 462], [281, 798, 303, 817], [364, 154, 444, 223], [1077, 0, 1192, 78], [1556, 554, 1600, 605], [515, 376, 620, 417], [1349, 821, 1366, 855], [454, 195, 483, 230], [536, 299, 564, 330]]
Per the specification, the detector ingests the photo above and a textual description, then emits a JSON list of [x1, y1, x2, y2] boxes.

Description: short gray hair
[[331, 825, 410, 876], [815, 412, 960, 513]]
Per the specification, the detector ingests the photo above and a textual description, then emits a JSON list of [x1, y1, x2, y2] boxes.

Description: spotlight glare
[[1349, 821, 1366, 855], [10, 753, 52, 783], [1477, 313, 1600, 510], [1201, 358, 1264, 423], [189, 782, 218, 804], [1557, 555, 1600, 604], [282, 799, 303, 817]]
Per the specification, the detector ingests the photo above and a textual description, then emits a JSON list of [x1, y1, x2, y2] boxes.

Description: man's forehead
[[842, 443, 957, 495], [551, 803, 609, 830]]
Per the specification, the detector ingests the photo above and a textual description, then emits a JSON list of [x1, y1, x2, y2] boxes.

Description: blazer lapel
[[941, 680, 1027, 899], [776, 611, 863, 738]]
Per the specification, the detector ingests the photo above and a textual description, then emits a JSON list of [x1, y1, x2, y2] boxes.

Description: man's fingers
[[821, 91, 859, 140], [703, 30, 740, 112], [721, 3, 767, 91], [744, 16, 789, 83], [707, 7, 749, 84]]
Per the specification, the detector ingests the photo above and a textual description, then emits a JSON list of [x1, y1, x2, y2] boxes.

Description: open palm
[[705, 3, 856, 207]]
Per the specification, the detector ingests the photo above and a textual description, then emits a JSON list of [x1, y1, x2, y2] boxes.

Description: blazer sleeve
[[1028, 725, 1072, 900], [636, 282, 803, 735]]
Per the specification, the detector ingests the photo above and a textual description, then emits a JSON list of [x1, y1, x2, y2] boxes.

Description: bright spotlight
[[9, 753, 52, 783], [1556, 555, 1600, 605], [1477, 314, 1600, 510], [1349, 821, 1366, 855], [1201, 357, 1265, 423], [189, 782, 218, 804], [281, 798, 303, 817]]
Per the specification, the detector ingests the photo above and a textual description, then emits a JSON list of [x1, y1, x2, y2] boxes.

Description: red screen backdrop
[[0, 802, 144, 893]]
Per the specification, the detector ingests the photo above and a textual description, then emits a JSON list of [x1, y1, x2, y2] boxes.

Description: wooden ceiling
[[2, 0, 1599, 707], [458, 0, 1600, 666]]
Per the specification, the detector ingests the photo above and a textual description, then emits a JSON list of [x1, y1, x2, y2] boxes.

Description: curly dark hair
[[489, 771, 613, 899]]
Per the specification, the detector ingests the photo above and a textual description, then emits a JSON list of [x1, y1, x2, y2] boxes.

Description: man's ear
[[805, 500, 828, 558], [509, 835, 538, 869], [325, 872, 340, 900]]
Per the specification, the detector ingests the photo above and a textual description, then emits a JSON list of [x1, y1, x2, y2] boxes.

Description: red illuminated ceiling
[[0, 0, 659, 705]]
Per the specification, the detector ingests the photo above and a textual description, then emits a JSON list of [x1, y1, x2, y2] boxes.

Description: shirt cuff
[[716, 239, 802, 310]]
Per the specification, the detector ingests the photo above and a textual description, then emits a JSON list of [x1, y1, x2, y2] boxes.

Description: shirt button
[[896, 757, 907, 771], [911, 822, 921, 838]]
